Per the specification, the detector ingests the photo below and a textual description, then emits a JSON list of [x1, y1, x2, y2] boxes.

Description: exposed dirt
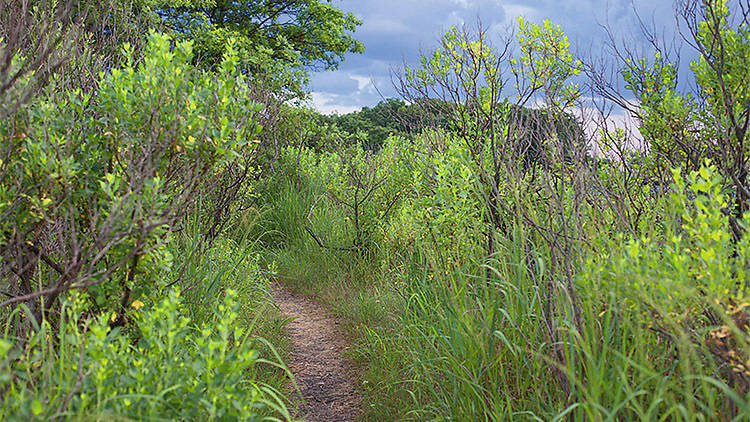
[[273, 285, 361, 422]]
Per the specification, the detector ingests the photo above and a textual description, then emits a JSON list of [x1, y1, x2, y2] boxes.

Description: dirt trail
[[273, 286, 361, 422]]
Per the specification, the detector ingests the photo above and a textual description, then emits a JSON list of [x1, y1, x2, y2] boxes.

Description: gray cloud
[[309, 0, 683, 114]]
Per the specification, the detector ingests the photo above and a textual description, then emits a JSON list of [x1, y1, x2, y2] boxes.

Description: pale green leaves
[[512, 17, 581, 109]]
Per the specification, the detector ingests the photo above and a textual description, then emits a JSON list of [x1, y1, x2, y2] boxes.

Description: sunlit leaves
[[596, 162, 749, 320], [1, 31, 262, 316], [511, 17, 581, 109]]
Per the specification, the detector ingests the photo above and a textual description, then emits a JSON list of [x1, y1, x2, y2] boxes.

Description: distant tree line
[[309, 98, 586, 166]]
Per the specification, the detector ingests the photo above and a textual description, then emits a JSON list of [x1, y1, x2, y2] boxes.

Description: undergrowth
[[256, 136, 750, 421]]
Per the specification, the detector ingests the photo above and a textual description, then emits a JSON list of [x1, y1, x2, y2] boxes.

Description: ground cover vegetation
[[5, 0, 750, 420], [253, 0, 750, 420], [0, 0, 358, 419]]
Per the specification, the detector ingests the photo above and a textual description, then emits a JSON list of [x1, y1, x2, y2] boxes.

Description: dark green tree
[[329, 98, 454, 149], [154, 0, 363, 94]]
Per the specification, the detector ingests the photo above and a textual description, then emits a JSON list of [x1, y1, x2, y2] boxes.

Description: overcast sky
[[308, 0, 680, 115]]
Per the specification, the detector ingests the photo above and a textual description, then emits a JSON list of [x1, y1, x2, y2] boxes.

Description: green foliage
[[692, 0, 750, 129], [154, 0, 363, 96], [600, 163, 748, 314], [406, 25, 502, 114], [0, 0, 157, 101], [273, 105, 351, 151], [280, 98, 455, 151], [0, 288, 281, 421], [332, 99, 409, 149], [512, 17, 581, 108], [623, 52, 705, 173], [400, 18, 587, 183], [285, 141, 398, 251], [0, 214, 291, 421], [382, 132, 485, 268], [624, 0, 750, 184], [1, 31, 261, 318], [563, 163, 750, 420]]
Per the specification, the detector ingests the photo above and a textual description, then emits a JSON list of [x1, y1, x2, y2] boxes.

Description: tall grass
[[0, 210, 294, 421], [256, 139, 750, 421], [258, 176, 356, 294]]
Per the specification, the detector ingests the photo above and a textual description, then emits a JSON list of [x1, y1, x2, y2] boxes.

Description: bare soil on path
[[273, 285, 361, 422]]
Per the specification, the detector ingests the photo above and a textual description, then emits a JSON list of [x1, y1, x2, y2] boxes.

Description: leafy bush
[[0, 287, 286, 421], [0, 29, 291, 421], [593, 163, 749, 317], [383, 131, 485, 269], [1, 31, 262, 329]]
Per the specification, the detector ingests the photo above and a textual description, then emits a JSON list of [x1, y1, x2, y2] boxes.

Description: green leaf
[[31, 399, 43, 416]]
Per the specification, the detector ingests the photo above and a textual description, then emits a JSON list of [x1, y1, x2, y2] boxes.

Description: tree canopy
[[153, 0, 363, 93]]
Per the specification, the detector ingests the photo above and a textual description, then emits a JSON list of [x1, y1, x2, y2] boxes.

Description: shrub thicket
[[258, 1, 750, 420]]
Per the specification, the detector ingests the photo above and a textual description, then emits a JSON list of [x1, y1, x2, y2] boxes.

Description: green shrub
[[1, 31, 262, 326], [0, 287, 286, 421], [592, 162, 749, 318], [384, 131, 485, 270]]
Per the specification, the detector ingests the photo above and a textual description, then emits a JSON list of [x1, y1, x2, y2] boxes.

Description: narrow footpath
[[273, 286, 361, 422]]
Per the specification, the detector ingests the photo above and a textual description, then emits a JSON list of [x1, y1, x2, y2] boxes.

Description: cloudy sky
[[308, 0, 680, 115]]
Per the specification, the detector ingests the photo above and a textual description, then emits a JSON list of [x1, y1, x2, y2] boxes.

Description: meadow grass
[[252, 152, 750, 421]]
